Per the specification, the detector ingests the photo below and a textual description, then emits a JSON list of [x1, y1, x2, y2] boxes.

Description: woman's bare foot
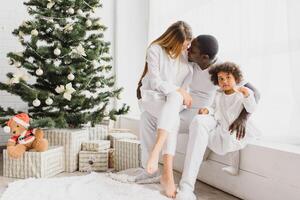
[[160, 172, 177, 198], [146, 151, 159, 174]]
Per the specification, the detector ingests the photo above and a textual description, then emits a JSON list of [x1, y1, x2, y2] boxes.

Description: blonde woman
[[137, 21, 193, 198]]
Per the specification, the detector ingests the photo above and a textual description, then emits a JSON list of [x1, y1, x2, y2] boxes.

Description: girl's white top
[[207, 89, 260, 139]]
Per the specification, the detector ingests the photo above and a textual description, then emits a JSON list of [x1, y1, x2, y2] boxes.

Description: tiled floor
[[0, 149, 240, 200]]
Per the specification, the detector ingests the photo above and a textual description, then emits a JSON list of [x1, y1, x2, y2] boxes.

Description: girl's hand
[[198, 108, 209, 115], [237, 86, 250, 98], [177, 88, 192, 108]]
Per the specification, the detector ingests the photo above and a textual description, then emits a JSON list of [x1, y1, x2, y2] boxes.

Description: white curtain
[[148, 0, 300, 138]]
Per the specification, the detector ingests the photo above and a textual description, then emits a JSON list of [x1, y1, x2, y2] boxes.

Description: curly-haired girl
[[196, 61, 259, 175]]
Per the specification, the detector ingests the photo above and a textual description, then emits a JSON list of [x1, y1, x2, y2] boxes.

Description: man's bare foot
[[146, 152, 159, 174], [160, 173, 177, 198]]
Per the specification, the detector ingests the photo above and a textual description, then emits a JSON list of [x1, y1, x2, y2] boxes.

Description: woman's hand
[[177, 88, 192, 108], [198, 108, 209, 115]]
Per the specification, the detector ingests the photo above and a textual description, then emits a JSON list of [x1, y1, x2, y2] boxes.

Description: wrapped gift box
[[44, 128, 89, 172], [109, 128, 132, 133], [81, 140, 110, 152], [114, 139, 141, 171], [108, 131, 137, 148], [3, 146, 64, 178], [79, 150, 108, 172], [100, 119, 114, 130], [85, 124, 109, 140]]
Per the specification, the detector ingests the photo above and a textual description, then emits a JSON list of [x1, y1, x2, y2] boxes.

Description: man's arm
[[229, 82, 260, 140], [244, 82, 260, 103], [229, 108, 248, 140]]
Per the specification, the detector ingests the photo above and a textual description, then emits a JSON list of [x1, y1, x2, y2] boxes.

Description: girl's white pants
[[179, 114, 247, 192]]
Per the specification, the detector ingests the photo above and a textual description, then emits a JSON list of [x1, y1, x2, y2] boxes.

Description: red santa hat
[[3, 113, 30, 133]]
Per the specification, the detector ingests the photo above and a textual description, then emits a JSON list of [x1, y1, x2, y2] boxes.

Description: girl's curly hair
[[209, 62, 243, 85]]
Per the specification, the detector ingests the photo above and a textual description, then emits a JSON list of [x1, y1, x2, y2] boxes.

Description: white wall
[[0, 1, 29, 111], [114, 0, 149, 119], [0, 0, 115, 144], [0, 1, 30, 145]]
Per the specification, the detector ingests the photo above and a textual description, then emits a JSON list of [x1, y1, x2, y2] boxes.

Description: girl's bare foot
[[146, 152, 159, 174], [160, 172, 177, 198]]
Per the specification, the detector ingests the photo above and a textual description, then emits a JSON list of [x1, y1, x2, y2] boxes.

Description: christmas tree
[[0, 0, 129, 128]]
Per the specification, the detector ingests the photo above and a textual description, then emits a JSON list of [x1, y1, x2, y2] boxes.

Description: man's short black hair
[[195, 35, 219, 60]]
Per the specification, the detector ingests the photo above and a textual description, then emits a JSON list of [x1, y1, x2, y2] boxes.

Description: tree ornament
[[18, 31, 25, 37], [72, 44, 86, 56], [33, 98, 41, 107], [47, 1, 55, 9], [63, 24, 73, 32], [31, 29, 38, 36], [54, 59, 61, 67], [54, 48, 61, 56], [77, 9, 85, 17], [35, 68, 43, 76], [46, 59, 51, 64], [54, 24, 60, 29], [67, 73, 75, 81], [45, 97, 53, 105], [85, 20, 92, 27], [63, 83, 76, 101], [28, 57, 34, 63], [46, 28, 52, 33], [67, 8, 75, 14], [55, 85, 65, 94], [96, 82, 101, 87]]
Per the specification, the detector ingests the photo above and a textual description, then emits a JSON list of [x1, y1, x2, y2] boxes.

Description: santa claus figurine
[[3, 113, 48, 159]]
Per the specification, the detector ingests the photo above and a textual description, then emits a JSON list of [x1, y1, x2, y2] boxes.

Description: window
[[146, 0, 300, 138]]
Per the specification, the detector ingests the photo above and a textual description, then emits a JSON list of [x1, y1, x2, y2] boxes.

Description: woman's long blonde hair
[[137, 21, 192, 99]]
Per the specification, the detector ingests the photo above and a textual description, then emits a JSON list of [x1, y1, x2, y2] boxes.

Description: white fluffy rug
[[0, 173, 169, 200]]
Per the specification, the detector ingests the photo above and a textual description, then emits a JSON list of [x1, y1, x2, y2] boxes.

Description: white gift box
[[79, 150, 108, 172], [81, 140, 110, 152], [85, 124, 109, 140], [108, 131, 137, 148], [3, 146, 64, 178], [44, 128, 89, 172], [114, 139, 141, 171]]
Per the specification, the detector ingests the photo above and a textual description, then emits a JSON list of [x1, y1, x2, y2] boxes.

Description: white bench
[[119, 116, 300, 200], [174, 133, 300, 200]]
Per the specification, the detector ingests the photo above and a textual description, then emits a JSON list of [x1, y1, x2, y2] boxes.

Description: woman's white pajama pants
[[139, 91, 183, 166]]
